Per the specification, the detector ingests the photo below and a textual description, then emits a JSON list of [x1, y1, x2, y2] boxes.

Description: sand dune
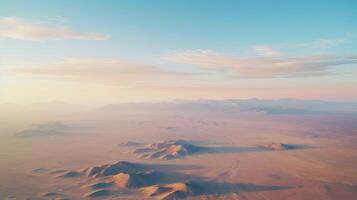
[[135, 140, 204, 160], [84, 189, 115, 198], [32, 168, 48, 173], [113, 171, 163, 188], [82, 181, 114, 190], [260, 143, 291, 150], [56, 171, 83, 178], [140, 180, 293, 200], [39, 192, 66, 198], [141, 181, 202, 200], [48, 169, 68, 174], [118, 141, 143, 146], [82, 161, 144, 177], [75, 161, 207, 199]]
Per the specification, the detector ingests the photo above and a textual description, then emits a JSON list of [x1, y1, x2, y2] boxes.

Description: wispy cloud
[[0, 17, 109, 41], [7, 58, 191, 86], [254, 45, 283, 57], [286, 33, 357, 50], [298, 38, 346, 49], [165, 50, 357, 78]]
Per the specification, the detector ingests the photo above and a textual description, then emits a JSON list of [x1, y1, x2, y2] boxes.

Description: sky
[[0, 0, 357, 104]]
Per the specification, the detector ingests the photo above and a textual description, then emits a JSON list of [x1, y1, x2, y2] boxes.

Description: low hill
[[135, 140, 204, 160], [141, 181, 201, 200], [82, 161, 145, 177], [113, 171, 163, 188]]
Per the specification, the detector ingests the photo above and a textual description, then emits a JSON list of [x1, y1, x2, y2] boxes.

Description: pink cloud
[[165, 50, 357, 78], [7, 58, 191, 86], [254, 45, 283, 57], [0, 17, 109, 41]]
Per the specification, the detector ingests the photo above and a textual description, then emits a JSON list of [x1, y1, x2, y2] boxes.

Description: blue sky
[[1, 0, 357, 104]]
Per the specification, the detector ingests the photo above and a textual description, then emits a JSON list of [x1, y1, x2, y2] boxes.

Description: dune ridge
[[82, 161, 144, 177], [135, 140, 204, 160]]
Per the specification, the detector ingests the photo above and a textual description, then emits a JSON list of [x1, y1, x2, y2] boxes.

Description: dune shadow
[[141, 163, 203, 171], [199, 146, 263, 154], [279, 144, 317, 150], [195, 144, 316, 156], [190, 181, 293, 196]]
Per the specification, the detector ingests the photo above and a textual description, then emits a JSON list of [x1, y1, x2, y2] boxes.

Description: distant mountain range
[[99, 99, 357, 115], [2, 99, 357, 116]]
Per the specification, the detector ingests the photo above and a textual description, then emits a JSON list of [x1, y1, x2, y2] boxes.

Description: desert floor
[[1, 105, 357, 200]]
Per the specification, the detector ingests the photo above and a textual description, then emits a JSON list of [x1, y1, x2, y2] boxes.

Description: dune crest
[[82, 161, 144, 177], [57, 171, 83, 178], [84, 189, 115, 198], [119, 141, 143, 146], [135, 140, 204, 160], [260, 143, 300, 151], [113, 171, 162, 188], [141, 182, 199, 200]]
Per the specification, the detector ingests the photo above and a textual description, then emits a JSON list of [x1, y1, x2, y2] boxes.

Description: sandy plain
[[0, 100, 356, 199]]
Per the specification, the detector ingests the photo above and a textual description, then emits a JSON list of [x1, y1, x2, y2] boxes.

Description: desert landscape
[[1, 1, 357, 199], [1, 100, 357, 200]]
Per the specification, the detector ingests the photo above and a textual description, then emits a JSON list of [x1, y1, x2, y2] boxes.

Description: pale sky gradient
[[1, 0, 357, 104]]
